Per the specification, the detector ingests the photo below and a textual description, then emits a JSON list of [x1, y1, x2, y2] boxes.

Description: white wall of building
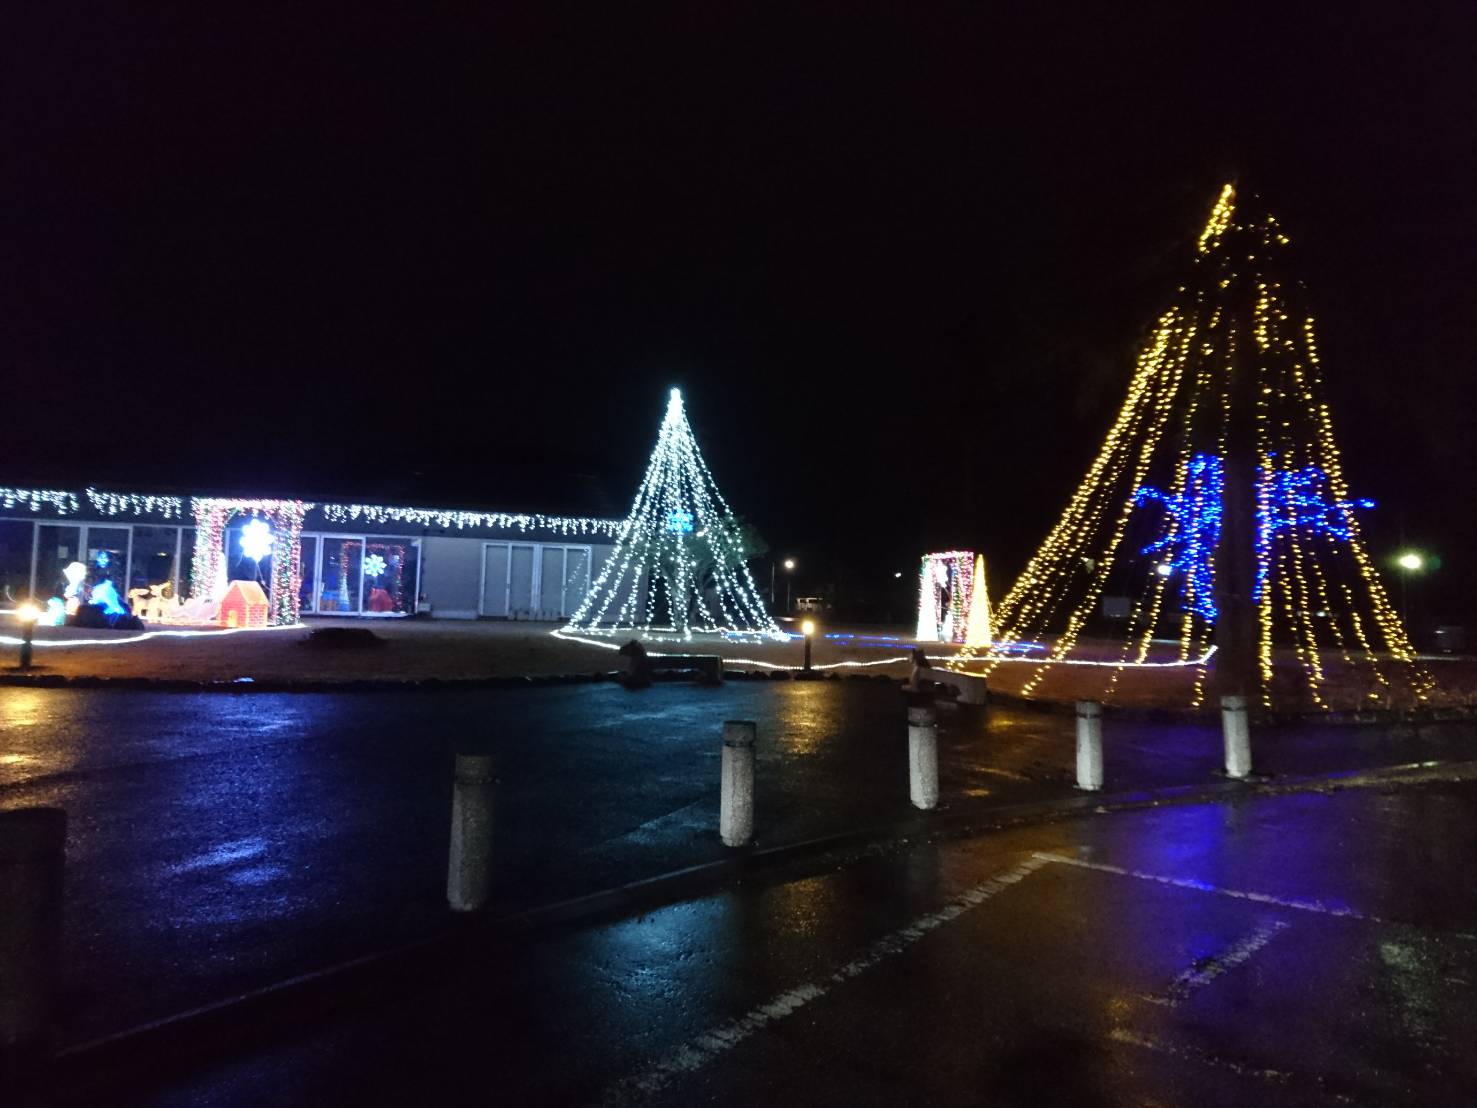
[[419, 536, 618, 621]]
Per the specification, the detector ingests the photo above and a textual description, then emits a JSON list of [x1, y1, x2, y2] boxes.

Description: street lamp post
[[1396, 551, 1424, 631], [801, 618, 814, 672], [16, 603, 40, 669], [783, 558, 795, 615]]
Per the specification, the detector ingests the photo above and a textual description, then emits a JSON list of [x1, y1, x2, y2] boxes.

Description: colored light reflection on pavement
[[129, 781, 1477, 1108]]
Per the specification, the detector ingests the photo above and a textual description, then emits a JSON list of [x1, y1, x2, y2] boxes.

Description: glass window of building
[[0, 520, 34, 603], [36, 525, 82, 599], [363, 538, 417, 615], [318, 538, 362, 613], [225, 517, 274, 587], [129, 527, 180, 595], [179, 528, 197, 598], [299, 535, 318, 613], [85, 527, 130, 601]]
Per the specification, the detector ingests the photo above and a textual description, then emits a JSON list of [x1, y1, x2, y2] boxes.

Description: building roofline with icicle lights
[[0, 483, 626, 627]]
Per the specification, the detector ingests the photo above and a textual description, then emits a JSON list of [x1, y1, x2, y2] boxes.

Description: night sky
[[5, 5, 1474, 621]]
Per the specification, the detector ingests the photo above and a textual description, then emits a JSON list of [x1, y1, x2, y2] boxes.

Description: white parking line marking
[[973, 765, 1033, 783], [1032, 852, 1376, 921], [1146, 917, 1290, 1007], [1109, 1028, 1294, 1084], [597, 854, 1053, 1106]]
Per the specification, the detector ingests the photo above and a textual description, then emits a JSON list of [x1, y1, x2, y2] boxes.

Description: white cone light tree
[[565, 389, 783, 641]]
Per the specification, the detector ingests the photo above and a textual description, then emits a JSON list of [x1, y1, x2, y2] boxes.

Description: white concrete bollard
[[0, 808, 66, 1085], [447, 753, 496, 912], [720, 721, 756, 847], [1075, 700, 1103, 791], [907, 704, 940, 810], [1221, 695, 1252, 778]]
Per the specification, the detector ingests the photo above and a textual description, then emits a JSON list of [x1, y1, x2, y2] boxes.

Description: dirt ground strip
[[1, 619, 922, 684], [3, 617, 1473, 713]]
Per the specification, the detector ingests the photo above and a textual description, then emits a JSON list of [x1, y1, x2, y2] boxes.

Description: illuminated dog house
[[219, 580, 270, 628], [916, 551, 992, 645]]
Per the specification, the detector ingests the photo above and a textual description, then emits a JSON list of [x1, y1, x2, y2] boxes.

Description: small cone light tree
[[565, 389, 783, 641], [965, 555, 993, 647], [956, 184, 1434, 711]]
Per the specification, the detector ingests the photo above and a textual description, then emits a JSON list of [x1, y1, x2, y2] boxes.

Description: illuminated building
[[0, 484, 626, 625], [0, 391, 771, 634]]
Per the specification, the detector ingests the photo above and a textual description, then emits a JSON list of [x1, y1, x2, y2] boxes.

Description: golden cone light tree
[[954, 184, 1434, 712]]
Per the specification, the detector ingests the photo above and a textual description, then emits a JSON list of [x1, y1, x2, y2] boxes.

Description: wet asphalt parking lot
[[133, 779, 1477, 1106], [3, 679, 1474, 1101]]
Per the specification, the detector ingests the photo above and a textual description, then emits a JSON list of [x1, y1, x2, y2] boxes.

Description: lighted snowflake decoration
[[364, 553, 386, 578], [239, 518, 274, 562]]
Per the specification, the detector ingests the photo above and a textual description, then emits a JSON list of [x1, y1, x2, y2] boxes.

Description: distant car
[[794, 596, 824, 613], [1433, 625, 1467, 654]]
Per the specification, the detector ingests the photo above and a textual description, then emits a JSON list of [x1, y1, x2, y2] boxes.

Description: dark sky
[[4, 4, 1474, 618]]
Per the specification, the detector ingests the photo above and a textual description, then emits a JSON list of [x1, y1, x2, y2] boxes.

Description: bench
[[617, 640, 723, 687], [909, 661, 987, 705], [927, 667, 988, 705], [651, 654, 724, 684]]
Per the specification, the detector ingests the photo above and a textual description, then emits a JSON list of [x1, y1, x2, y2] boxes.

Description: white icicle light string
[[550, 628, 1215, 670], [3, 485, 616, 539], [84, 487, 187, 519], [316, 501, 622, 538], [0, 624, 302, 649], [0, 487, 80, 515]]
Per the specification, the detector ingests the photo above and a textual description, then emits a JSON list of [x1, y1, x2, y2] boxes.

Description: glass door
[[0, 520, 35, 603], [298, 536, 320, 614], [84, 526, 130, 599], [35, 525, 81, 610], [128, 526, 180, 596], [364, 537, 416, 614], [318, 538, 363, 614]]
